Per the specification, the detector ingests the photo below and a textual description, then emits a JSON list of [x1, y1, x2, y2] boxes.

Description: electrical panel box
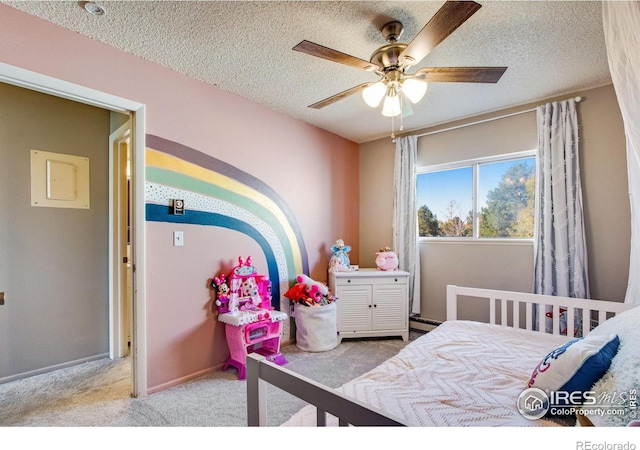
[[31, 150, 90, 209]]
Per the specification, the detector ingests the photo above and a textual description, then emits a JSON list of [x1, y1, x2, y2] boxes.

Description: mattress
[[282, 320, 571, 427]]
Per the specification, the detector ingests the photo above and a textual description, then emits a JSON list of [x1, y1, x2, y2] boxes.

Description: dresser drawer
[[335, 274, 408, 286]]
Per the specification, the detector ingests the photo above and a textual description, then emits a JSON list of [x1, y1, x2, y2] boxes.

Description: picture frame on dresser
[[328, 268, 410, 343]]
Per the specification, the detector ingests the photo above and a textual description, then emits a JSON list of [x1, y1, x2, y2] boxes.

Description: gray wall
[[359, 84, 630, 322], [0, 83, 111, 381]]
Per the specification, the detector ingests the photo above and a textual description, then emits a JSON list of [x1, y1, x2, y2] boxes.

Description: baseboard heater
[[410, 316, 443, 327], [409, 316, 442, 332]]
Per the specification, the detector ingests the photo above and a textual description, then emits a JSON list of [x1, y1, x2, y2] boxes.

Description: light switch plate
[[173, 231, 184, 247]]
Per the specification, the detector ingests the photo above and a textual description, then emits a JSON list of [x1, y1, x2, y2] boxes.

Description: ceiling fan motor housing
[[370, 43, 408, 71]]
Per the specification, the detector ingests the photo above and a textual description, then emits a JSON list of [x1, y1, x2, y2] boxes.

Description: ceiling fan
[[293, 1, 507, 119]]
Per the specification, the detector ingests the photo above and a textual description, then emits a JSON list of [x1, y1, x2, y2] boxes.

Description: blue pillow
[[527, 334, 620, 400]]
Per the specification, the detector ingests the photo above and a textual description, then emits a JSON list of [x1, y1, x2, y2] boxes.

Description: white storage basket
[[293, 302, 338, 352]]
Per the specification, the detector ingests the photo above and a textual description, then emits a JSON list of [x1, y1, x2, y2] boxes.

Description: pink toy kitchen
[[211, 256, 287, 380]]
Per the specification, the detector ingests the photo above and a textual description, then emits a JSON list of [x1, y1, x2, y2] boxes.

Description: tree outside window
[[417, 154, 535, 239]]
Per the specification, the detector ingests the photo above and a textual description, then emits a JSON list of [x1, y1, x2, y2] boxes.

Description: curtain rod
[[413, 96, 583, 139]]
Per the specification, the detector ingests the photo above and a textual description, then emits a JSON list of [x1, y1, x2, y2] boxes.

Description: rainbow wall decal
[[144, 135, 309, 321]]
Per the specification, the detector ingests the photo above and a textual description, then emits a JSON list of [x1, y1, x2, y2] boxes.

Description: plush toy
[[284, 283, 308, 303], [213, 274, 236, 314], [375, 246, 399, 271], [330, 239, 351, 267], [328, 255, 354, 273], [296, 274, 329, 297], [307, 285, 324, 304]]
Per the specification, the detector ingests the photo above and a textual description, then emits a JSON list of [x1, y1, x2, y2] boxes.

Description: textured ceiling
[[3, 1, 611, 143]]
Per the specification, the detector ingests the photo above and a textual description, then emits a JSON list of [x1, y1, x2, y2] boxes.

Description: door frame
[[0, 62, 148, 397], [109, 121, 132, 360]]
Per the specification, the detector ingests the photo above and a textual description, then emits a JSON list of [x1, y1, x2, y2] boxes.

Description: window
[[417, 152, 536, 239]]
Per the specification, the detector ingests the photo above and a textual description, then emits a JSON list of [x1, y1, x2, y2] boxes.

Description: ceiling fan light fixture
[[402, 78, 428, 104], [381, 87, 401, 117], [362, 81, 387, 108]]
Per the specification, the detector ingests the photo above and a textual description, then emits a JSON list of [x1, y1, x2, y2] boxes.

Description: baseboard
[[0, 352, 109, 385], [147, 362, 226, 395]]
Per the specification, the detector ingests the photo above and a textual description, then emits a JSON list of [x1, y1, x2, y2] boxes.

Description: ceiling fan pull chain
[[391, 115, 396, 141], [400, 95, 404, 133]]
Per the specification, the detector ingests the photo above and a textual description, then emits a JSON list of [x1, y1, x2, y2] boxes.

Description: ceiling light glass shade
[[362, 81, 387, 107], [402, 78, 428, 104], [382, 90, 401, 117]]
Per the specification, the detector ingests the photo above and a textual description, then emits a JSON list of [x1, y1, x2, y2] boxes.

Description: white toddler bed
[[246, 285, 635, 427]]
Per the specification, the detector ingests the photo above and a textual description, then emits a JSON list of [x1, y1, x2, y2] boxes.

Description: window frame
[[416, 149, 538, 242]]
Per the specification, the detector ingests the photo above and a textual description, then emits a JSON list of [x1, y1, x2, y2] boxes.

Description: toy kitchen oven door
[[215, 256, 287, 380]]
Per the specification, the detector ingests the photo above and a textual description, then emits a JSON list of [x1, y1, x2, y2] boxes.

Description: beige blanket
[[282, 320, 570, 426]]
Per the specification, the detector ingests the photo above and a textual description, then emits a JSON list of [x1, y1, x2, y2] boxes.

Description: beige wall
[[0, 82, 111, 381], [360, 84, 630, 322]]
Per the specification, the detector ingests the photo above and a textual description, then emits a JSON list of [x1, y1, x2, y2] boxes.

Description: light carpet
[[0, 332, 422, 427]]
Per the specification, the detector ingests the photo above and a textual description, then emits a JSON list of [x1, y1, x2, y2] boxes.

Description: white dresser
[[328, 268, 409, 343]]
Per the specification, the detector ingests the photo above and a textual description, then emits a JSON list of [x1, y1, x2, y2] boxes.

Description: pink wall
[[0, 4, 359, 392]]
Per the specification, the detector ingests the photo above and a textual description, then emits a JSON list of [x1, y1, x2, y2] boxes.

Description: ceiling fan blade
[[309, 83, 371, 109], [293, 40, 379, 72], [414, 67, 508, 83], [400, 1, 482, 66]]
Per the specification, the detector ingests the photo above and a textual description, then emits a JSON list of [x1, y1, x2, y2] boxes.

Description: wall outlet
[[173, 231, 184, 247]]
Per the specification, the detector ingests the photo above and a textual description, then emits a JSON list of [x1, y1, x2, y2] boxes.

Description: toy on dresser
[[375, 246, 399, 271], [213, 256, 287, 380], [328, 239, 356, 273]]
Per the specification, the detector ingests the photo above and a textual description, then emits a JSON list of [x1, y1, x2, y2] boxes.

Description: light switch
[[173, 231, 184, 247]]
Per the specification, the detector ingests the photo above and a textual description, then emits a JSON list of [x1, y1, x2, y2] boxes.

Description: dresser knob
[[394, 278, 398, 282], [347, 279, 351, 283]]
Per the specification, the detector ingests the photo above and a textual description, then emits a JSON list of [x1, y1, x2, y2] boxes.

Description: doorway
[[0, 61, 147, 397]]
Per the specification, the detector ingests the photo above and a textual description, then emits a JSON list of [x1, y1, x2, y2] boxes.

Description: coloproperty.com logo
[[517, 387, 638, 420]]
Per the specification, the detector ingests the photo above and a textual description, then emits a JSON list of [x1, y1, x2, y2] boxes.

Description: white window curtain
[[534, 99, 589, 331], [393, 135, 421, 315], [603, 2, 640, 306]]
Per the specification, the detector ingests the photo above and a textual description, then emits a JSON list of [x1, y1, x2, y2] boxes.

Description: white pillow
[[584, 305, 640, 426], [527, 334, 620, 397]]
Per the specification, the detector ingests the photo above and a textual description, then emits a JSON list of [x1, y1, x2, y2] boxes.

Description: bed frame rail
[[446, 285, 631, 337], [246, 353, 408, 427]]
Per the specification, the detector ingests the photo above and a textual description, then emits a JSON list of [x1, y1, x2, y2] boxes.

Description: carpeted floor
[[0, 332, 423, 427]]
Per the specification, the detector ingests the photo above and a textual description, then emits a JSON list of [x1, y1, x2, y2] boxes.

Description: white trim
[[419, 237, 534, 246], [109, 121, 131, 360], [417, 149, 537, 174], [0, 62, 148, 397]]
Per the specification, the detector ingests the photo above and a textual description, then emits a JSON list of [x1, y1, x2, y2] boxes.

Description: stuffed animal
[[330, 239, 351, 267], [296, 274, 329, 297], [375, 246, 399, 271], [328, 254, 354, 273], [212, 274, 235, 313], [284, 283, 308, 303]]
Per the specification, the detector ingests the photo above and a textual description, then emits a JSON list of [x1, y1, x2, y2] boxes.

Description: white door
[[110, 121, 133, 359]]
